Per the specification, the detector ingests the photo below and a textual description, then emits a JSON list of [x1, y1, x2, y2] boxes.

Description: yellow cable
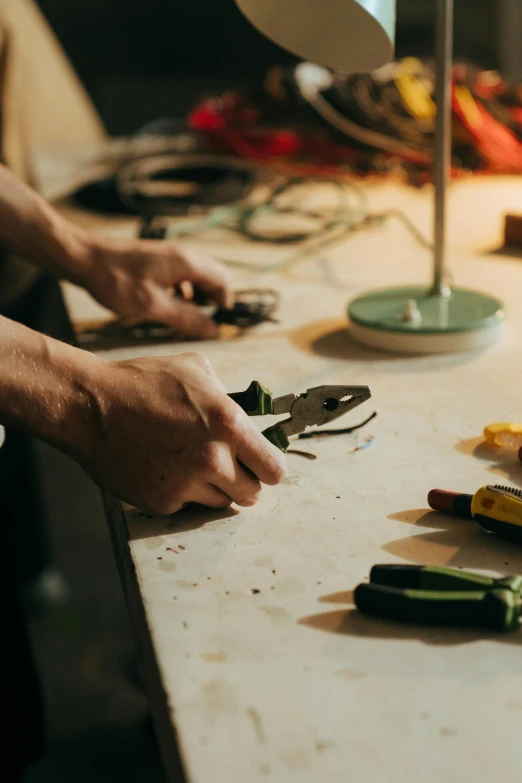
[[395, 58, 436, 121], [453, 84, 482, 128]]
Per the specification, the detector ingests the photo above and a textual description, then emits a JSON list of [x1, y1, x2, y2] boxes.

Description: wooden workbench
[[42, 158, 522, 782]]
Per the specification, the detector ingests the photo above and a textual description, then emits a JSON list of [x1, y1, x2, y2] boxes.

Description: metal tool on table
[[229, 381, 371, 452], [354, 565, 522, 632], [213, 290, 279, 327], [134, 193, 281, 328], [78, 289, 280, 347], [428, 485, 522, 544]]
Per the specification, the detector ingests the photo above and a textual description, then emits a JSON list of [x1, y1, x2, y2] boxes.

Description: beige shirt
[[0, 0, 105, 307]]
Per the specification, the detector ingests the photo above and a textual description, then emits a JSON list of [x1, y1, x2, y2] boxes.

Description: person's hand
[[0, 164, 231, 338], [78, 236, 232, 339], [75, 352, 286, 514], [1, 318, 284, 515]]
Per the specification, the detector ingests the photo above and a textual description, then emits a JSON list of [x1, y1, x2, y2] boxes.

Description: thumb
[[151, 294, 219, 339]]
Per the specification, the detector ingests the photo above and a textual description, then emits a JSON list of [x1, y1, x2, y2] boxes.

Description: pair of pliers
[[229, 381, 371, 452], [354, 565, 522, 632]]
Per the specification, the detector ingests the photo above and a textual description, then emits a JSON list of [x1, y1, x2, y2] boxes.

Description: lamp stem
[[431, 0, 453, 297]]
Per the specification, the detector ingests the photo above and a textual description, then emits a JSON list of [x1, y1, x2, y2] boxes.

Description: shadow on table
[[318, 590, 355, 604], [298, 605, 522, 647], [299, 504, 522, 647], [486, 245, 522, 261], [383, 508, 522, 573], [291, 318, 413, 362], [456, 436, 521, 488], [290, 318, 487, 369], [126, 505, 240, 542]]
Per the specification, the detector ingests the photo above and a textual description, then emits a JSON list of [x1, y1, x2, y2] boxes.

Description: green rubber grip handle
[[354, 583, 521, 632], [369, 565, 522, 594], [228, 381, 273, 415], [262, 425, 290, 453], [228, 382, 289, 452]]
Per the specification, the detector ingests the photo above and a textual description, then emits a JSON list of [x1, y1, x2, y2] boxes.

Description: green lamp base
[[348, 286, 505, 354]]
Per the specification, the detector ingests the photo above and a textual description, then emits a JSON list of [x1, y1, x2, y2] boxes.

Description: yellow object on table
[[484, 422, 522, 449], [395, 57, 436, 121]]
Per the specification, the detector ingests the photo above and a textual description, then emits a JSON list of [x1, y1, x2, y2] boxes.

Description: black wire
[[117, 155, 257, 217], [298, 411, 377, 439]]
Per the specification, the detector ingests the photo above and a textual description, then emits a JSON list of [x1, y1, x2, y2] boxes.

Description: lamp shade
[[235, 0, 396, 73]]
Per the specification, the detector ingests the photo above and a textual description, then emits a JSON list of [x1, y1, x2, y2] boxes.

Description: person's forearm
[[0, 163, 93, 283], [0, 315, 100, 459]]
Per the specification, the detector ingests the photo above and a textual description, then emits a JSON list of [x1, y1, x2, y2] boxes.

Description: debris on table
[[286, 448, 317, 459], [347, 435, 376, 454]]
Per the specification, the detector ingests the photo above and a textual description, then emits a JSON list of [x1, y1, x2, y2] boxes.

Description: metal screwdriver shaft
[[431, 0, 453, 298]]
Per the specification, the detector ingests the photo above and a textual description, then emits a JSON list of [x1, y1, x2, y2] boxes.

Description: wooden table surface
[[49, 164, 522, 783]]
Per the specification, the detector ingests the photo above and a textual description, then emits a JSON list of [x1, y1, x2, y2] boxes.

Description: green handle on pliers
[[369, 565, 522, 594], [261, 424, 290, 453], [354, 565, 522, 632], [229, 381, 274, 415], [354, 583, 521, 632], [228, 382, 289, 452]]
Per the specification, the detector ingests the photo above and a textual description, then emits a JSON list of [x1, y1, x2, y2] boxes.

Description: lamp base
[[348, 286, 505, 354]]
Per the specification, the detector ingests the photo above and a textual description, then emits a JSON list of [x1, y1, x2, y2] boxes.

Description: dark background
[[37, 0, 506, 135]]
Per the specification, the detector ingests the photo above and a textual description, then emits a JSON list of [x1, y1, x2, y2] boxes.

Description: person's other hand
[[76, 352, 285, 514], [0, 164, 228, 339], [79, 237, 232, 339]]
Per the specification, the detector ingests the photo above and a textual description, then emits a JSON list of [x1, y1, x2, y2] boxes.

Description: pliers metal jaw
[[229, 382, 371, 452]]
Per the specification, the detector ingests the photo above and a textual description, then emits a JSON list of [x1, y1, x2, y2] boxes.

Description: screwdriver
[[428, 484, 522, 544]]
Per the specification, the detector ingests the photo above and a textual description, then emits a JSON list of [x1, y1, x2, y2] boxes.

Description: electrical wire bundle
[[153, 176, 432, 274], [186, 58, 522, 182]]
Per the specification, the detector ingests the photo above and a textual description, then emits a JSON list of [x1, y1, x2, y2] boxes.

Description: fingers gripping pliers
[[229, 381, 371, 452]]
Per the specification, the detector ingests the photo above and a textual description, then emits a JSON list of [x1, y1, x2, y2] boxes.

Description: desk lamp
[[236, 0, 504, 353]]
